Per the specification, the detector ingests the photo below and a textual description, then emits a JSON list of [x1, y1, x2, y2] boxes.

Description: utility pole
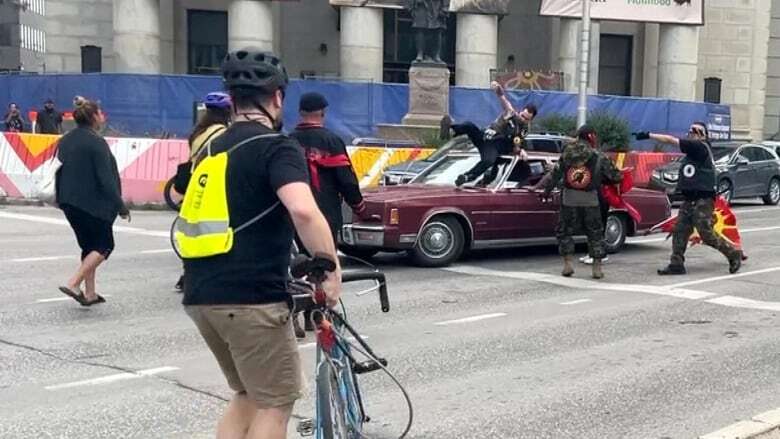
[[577, 0, 591, 128]]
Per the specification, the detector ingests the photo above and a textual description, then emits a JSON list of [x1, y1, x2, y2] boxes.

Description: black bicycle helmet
[[221, 48, 289, 93]]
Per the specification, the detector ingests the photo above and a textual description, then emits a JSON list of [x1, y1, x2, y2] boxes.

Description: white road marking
[[700, 406, 780, 439], [0, 211, 168, 237], [630, 225, 780, 244], [444, 266, 715, 300], [705, 296, 780, 312], [36, 294, 112, 304], [45, 366, 179, 390], [140, 249, 174, 254], [560, 299, 592, 306], [12, 255, 70, 262], [668, 266, 780, 288], [731, 206, 780, 214], [434, 313, 507, 326]]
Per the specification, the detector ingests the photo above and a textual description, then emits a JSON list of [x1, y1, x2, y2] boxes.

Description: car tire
[[339, 246, 379, 261], [718, 179, 734, 204], [411, 216, 464, 267], [762, 178, 780, 205], [604, 213, 627, 254]]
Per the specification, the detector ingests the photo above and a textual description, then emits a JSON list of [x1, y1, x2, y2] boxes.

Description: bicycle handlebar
[[342, 270, 389, 313]]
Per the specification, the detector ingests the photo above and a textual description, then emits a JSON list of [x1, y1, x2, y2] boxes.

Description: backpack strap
[[234, 200, 281, 233], [227, 133, 282, 154], [230, 133, 284, 234]]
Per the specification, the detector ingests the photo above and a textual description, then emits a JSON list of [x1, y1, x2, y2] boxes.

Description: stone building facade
[[0, 0, 778, 140]]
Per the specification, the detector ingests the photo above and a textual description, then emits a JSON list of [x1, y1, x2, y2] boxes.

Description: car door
[[487, 159, 559, 240], [730, 147, 757, 197], [753, 147, 776, 196]]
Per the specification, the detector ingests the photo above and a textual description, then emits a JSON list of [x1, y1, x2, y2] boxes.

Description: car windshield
[[426, 139, 474, 162], [414, 155, 513, 187]]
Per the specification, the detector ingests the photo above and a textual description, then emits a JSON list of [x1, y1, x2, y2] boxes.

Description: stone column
[[340, 6, 383, 82], [657, 24, 700, 100], [642, 23, 660, 97], [455, 13, 497, 87], [113, 0, 161, 73], [557, 18, 600, 93], [588, 21, 600, 93], [557, 18, 579, 92], [228, 0, 274, 51]]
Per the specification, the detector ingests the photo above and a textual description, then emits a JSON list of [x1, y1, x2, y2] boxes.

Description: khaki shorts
[[185, 302, 303, 408]]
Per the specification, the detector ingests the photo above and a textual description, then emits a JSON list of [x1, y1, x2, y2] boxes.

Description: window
[[504, 160, 547, 188], [382, 9, 456, 84], [81, 45, 102, 73], [526, 139, 561, 154], [187, 10, 228, 75], [598, 34, 633, 96]]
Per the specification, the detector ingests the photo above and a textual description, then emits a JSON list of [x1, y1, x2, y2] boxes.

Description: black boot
[[455, 174, 467, 187], [728, 255, 742, 274], [174, 275, 184, 292], [657, 264, 686, 275]]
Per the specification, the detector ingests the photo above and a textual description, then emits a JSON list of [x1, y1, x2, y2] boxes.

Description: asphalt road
[[1, 202, 780, 439]]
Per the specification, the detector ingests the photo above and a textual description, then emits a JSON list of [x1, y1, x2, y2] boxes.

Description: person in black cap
[[36, 99, 63, 135], [290, 92, 367, 336]]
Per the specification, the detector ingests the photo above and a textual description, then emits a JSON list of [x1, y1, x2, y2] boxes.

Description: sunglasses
[[688, 127, 704, 136]]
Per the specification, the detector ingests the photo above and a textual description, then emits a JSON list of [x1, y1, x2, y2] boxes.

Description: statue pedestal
[[403, 64, 450, 126], [377, 64, 450, 142]]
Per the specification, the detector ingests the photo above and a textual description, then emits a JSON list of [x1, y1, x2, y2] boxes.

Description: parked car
[[381, 133, 571, 186], [649, 142, 780, 205], [340, 151, 672, 267]]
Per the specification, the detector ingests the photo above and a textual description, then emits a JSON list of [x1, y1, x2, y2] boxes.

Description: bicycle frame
[[314, 309, 366, 439]]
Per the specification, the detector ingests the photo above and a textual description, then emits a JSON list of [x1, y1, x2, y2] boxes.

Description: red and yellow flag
[[649, 196, 742, 250]]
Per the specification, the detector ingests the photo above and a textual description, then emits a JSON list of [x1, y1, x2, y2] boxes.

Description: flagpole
[[577, 0, 591, 128]]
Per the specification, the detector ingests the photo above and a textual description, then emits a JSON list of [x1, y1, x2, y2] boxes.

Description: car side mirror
[[736, 157, 749, 166]]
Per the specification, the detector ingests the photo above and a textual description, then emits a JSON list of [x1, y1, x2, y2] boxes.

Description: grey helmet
[[221, 48, 289, 93]]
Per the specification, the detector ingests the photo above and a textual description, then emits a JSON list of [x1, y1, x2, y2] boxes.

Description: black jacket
[[677, 139, 717, 199], [290, 123, 364, 237], [56, 127, 126, 222]]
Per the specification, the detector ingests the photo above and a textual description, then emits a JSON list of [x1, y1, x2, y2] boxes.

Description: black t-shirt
[[678, 139, 717, 200], [182, 122, 309, 306], [37, 109, 63, 134]]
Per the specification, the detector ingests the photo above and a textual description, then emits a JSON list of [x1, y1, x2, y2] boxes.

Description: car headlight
[[663, 172, 678, 182], [652, 170, 661, 180]]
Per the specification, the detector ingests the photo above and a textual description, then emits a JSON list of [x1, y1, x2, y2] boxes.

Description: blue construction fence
[[0, 73, 731, 148]]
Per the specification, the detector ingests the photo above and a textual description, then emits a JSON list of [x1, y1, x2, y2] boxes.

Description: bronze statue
[[405, 0, 450, 65]]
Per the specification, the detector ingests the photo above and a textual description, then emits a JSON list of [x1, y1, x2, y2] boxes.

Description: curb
[[700, 408, 780, 439], [0, 197, 171, 211]]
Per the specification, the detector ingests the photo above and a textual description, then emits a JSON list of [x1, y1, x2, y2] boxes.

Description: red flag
[[648, 196, 742, 251], [601, 168, 642, 224]]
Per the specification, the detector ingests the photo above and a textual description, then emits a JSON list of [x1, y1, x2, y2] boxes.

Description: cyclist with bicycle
[[173, 92, 233, 291], [183, 49, 341, 439]]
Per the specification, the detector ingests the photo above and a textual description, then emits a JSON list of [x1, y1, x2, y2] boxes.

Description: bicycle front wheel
[[317, 360, 349, 439]]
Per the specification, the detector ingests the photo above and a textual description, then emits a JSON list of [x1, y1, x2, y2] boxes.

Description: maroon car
[[340, 152, 672, 267]]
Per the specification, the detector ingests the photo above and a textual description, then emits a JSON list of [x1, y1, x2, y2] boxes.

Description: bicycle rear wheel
[[163, 177, 182, 212], [317, 360, 349, 439]]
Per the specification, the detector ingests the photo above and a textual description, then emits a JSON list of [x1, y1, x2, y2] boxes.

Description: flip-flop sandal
[[81, 295, 106, 307], [59, 286, 88, 305]]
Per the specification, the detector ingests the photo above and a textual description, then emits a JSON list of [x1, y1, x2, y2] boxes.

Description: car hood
[[384, 160, 431, 174], [363, 184, 469, 204]]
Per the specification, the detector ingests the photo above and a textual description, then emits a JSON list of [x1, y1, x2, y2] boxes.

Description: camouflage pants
[[670, 198, 740, 266], [557, 206, 605, 259]]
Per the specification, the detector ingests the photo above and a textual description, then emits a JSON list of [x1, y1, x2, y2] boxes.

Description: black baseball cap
[[299, 92, 328, 112]]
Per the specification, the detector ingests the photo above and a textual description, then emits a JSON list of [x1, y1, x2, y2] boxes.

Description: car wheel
[[604, 213, 627, 254], [762, 178, 780, 205], [411, 216, 464, 267], [339, 246, 379, 261], [718, 179, 733, 204]]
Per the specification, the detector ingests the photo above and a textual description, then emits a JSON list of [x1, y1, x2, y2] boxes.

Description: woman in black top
[[56, 98, 130, 306]]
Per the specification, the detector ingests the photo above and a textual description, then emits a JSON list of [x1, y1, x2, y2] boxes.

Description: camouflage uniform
[[544, 140, 623, 259], [671, 198, 740, 266]]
